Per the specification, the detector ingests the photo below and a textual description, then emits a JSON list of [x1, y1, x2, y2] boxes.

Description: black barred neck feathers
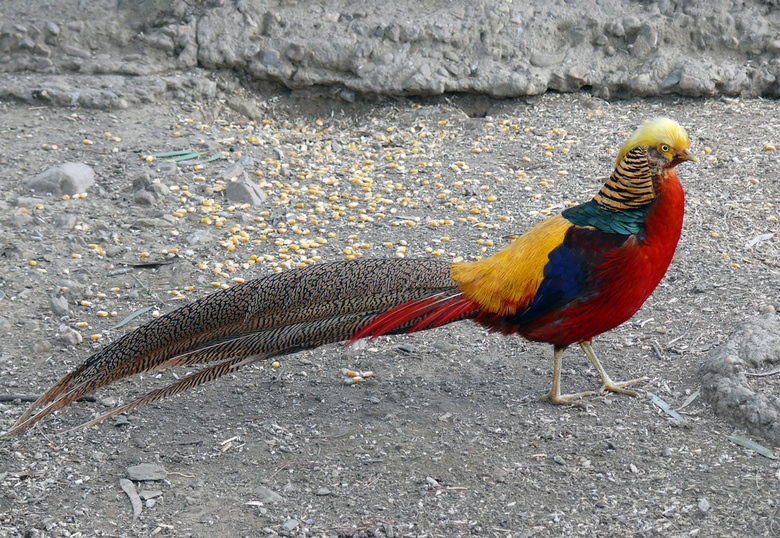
[[593, 146, 654, 211]]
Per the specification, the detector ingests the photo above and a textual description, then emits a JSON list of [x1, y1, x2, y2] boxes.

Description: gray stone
[[281, 519, 299, 532], [340, 88, 356, 103], [28, 163, 95, 196], [59, 325, 82, 346], [50, 295, 69, 317], [45, 22, 59, 36], [131, 217, 173, 229], [225, 175, 267, 206], [138, 490, 163, 500], [134, 189, 156, 206], [702, 314, 780, 442], [253, 485, 283, 503], [530, 52, 564, 68], [155, 161, 178, 176], [61, 44, 91, 58], [9, 212, 33, 227], [286, 43, 305, 62], [127, 463, 167, 481], [53, 214, 78, 230], [262, 49, 281, 67]]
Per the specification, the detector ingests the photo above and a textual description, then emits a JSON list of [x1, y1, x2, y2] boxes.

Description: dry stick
[[0, 394, 96, 403], [745, 367, 780, 377], [119, 478, 142, 525]]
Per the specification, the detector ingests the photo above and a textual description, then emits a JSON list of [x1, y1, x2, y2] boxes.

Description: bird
[[2, 117, 696, 436]]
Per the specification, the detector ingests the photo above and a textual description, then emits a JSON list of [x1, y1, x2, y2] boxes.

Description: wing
[[501, 223, 630, 327], [451, 214, 573, 316]]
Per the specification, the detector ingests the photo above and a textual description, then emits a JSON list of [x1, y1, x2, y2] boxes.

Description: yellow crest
[[617, 118, 691, 164]]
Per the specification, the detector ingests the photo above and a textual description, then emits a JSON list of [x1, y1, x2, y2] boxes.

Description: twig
[[0, 394, 96, 403], [119, 478, 142, 525], [166, 471, 195, 478], [745, 367, 780, 378]]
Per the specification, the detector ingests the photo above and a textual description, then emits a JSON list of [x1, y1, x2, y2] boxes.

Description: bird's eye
[[660, 144, 670, 153]]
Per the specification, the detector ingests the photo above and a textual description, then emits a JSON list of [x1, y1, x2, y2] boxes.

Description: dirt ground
[[1, 89, 779, 537]]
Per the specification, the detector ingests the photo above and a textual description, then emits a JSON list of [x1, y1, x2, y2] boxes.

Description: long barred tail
[[4, 258, 460, 436]]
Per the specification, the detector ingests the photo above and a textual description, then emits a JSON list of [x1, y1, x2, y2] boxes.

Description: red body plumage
[[515, 168, 684, 346]]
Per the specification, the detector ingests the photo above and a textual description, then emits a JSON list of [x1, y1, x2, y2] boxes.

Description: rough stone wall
[[2, 0, 780, 107]]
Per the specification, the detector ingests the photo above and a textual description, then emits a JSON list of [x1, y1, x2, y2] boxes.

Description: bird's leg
[[546, 345, 594, 406], [579, 340, 647, 396]]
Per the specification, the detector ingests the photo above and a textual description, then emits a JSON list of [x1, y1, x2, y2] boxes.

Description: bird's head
[[617, 117, 698, 170]]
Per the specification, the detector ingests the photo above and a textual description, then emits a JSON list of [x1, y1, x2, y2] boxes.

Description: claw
[[598, 376, 649, 397], [545, 342, 647, 407], [545, 389, 595, 408]]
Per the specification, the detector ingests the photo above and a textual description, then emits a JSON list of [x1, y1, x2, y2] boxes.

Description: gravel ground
[[1, 89, 779, 537]]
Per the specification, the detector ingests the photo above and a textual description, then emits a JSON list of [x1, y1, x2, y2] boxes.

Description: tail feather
[[349, 292, 480, 343], [74, 353, 266, 431], [6, 258, 458, 435]]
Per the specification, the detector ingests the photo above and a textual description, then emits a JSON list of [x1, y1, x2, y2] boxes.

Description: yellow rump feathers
[[617, 117, 693, 164], [451, 215, 572, 316]]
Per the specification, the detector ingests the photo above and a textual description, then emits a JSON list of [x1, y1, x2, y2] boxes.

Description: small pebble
[[281, 519, 299, 532]]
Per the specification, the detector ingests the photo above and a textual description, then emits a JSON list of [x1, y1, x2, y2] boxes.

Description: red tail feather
[[348, 292, 479, 344]]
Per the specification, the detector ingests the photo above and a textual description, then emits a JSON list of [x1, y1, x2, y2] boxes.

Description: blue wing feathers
[[503, 225, 628, 326]]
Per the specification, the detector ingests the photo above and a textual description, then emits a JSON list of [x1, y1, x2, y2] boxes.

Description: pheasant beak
[[672, 147, 698, 166], [679, 147, 699, 163]]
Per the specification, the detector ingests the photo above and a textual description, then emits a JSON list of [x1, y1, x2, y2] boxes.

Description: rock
[[59, 325, 82, 346], [339, 88, 356, 103], [253, 485, 283, 503], [281, 519, 299, 532], [50, 296, 69, 317], [61, 44, 91, 58], [127, 463, 167, 481], [286, 44, 305, 62], [262, 49, 281, 67], [138, 490, 163, 500], [16, 196, 44, 208], [530, 52, 565, 68], [134, 189, 156, 206], [702, 314, 780, 442], [9, 212, 33, 227], [315, 487, 331, 496], [155, 161, 178, 176], [45, 22, 60, 36], [225, 175, 268, 205], [131, 217, 173, 229], [226, 98, 265, 121], [28, 163, 95, 196], [221, 163, 244, 181]]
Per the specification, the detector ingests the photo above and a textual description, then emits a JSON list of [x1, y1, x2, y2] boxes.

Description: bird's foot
[[545, 389, 596, 408], [598, 376, 649, 397]]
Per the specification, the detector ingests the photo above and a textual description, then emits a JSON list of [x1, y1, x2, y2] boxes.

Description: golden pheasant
[[2, 118, 696, 436]]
